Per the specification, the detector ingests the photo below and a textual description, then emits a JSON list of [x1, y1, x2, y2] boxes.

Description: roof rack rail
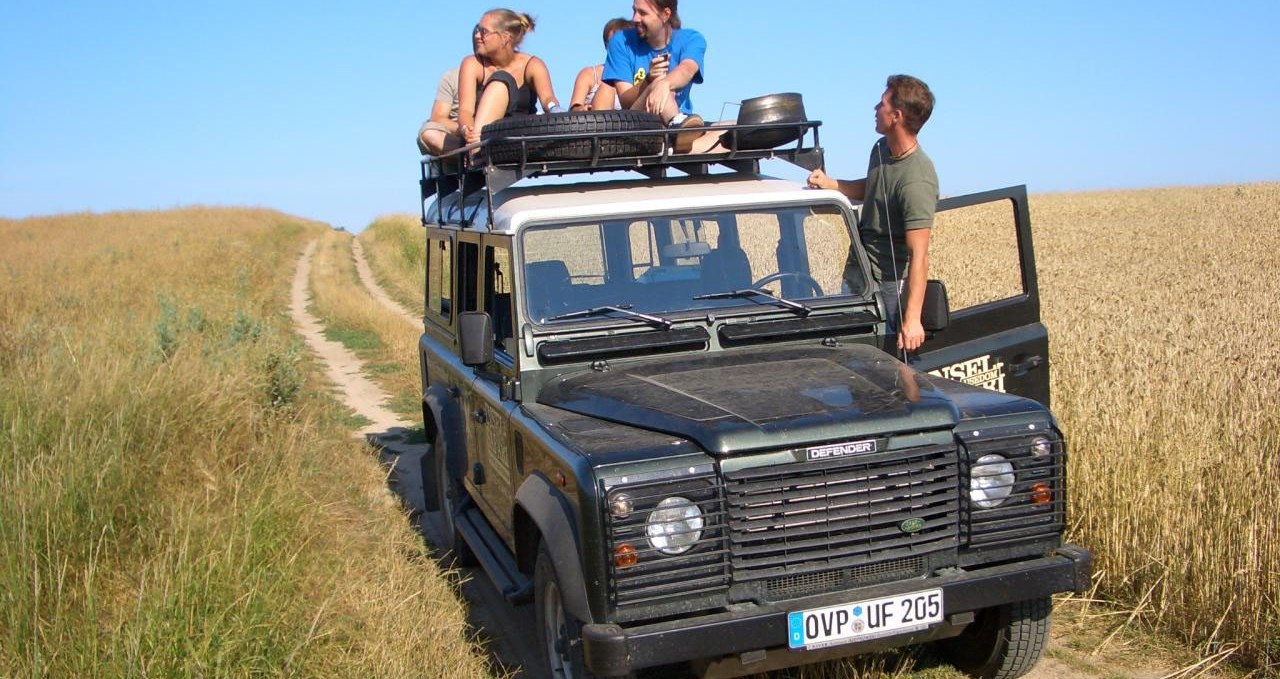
[[419, 120, 824, 228]]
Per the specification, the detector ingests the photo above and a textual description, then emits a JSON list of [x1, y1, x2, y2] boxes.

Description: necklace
[[890, 141, 918, 161]]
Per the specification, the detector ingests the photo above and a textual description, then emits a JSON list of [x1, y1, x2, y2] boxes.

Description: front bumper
[[583, 545, 1091, 676]]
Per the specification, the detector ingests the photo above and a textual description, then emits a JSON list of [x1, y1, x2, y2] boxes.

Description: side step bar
[[455, 502, 533, 603]]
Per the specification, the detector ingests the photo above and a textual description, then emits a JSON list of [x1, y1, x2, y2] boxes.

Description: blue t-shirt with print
[[602, 27, 706, 115]]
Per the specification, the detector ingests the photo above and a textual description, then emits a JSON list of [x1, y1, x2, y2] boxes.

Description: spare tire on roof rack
[[480, 110, 664, 164]]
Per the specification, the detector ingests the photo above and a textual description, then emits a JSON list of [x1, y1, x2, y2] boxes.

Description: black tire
[[535, 542, 633, 679], [434, 430, 476, 567], [481, 110, 664, 164], [938, 597, 1052, 679]]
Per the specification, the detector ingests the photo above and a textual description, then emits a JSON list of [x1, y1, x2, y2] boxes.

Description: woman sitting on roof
[[569, 17, 631, 112], [457, 9, 560, 149]]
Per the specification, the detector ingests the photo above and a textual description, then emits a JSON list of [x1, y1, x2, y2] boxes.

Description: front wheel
[[937, 597, 1052, 679], [535, 543, 632, 679]]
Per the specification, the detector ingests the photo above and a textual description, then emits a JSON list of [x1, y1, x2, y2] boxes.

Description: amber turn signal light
[[1031, 482, 1052, 505], [614, 544, 638, 568]]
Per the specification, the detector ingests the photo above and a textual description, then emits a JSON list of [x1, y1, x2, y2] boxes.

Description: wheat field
[[364, 182, 1280, 672], [0, 209, 493, 678]]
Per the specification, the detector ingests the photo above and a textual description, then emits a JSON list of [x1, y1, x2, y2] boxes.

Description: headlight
[[646, 496, 704, 555], [970, 454, 1015, 508], [609, 493, 633, 519]]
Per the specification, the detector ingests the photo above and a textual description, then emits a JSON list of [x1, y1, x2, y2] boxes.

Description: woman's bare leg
[[590, 85, 617, 111], [473, 81, 512, 134]]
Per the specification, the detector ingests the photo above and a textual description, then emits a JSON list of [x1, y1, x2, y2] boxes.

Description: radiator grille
[[764, 555, 927, 601], [723, 444, 959, 583]]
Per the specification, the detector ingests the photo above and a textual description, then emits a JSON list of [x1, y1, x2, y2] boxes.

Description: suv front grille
[[723, 444, 959, 583], [764, 555, 926, 601]]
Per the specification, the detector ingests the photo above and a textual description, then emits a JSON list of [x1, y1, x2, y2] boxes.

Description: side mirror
[[921, 279, 950, 332], [459, 311, 493, 367]]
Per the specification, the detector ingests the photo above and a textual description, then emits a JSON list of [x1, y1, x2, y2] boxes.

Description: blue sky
[[2, 1, 1277, 231]]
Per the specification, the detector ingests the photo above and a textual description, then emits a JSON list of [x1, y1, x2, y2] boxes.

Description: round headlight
[[645, 496, 704, 555], [970, 454, 1015, 508]]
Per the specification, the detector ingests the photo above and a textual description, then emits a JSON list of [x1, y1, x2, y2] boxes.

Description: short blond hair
[[886, 74, 934, 135]]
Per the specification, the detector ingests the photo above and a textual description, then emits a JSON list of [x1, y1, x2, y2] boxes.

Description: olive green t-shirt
[[858, 138, 938, 282]]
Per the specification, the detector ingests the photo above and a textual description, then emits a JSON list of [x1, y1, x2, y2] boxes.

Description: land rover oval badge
[[900, 518, 925, 534]]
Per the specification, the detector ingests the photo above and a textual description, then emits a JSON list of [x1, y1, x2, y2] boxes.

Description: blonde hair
[[486, 8, 536, 47]]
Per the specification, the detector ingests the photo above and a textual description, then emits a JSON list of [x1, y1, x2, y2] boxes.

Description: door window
[[929, 199, 1023, 310], [426, 235, 453, 324]]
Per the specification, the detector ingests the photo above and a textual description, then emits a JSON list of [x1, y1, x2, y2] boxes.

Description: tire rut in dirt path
[[351, 238, 419, 329], [299, 238, 545, 677], [290, 239, 412, 435]]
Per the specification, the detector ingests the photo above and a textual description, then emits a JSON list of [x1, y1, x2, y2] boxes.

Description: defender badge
[[805, 439, 877, 461], [899, 518, 926, 534]]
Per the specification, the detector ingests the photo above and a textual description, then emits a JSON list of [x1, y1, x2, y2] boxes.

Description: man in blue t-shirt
[[600, 0, 707, 152]]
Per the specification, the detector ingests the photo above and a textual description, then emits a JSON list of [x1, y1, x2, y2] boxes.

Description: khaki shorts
[[417, 120, 459, 155]]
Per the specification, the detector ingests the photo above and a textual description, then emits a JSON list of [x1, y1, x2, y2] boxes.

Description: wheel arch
[[516, 472, 593, 623], [422, 382, 465, 512]]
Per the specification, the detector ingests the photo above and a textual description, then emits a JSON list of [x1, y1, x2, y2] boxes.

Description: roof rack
[[419, 120, 824, 228]]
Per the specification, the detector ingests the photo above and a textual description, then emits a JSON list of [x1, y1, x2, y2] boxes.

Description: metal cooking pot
[[724, 92, 807, 151]]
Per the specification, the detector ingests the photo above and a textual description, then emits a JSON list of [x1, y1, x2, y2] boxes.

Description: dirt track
[[288, 237, 1200, 679], [290, 238, 545, 677]]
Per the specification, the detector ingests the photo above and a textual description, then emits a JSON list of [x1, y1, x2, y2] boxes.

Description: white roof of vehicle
[[428, 174, 855, 234]]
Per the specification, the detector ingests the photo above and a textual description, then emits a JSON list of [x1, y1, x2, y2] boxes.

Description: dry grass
[[358, 215, 426, 314], [0, 208, 493, 678], [933, 183, 1280, 672], [308, 228, 423, 418]]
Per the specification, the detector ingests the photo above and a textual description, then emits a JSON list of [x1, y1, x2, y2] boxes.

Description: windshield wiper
[[546, 304, 673, 330], [693, 288, 812, 316]]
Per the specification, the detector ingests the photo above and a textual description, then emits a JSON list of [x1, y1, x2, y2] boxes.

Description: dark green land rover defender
[[417, 112, 1090, 679]]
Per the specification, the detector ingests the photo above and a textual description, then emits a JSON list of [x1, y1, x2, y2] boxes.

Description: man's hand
[[899, 317, 925, 353], [643, 79, 671, 115], [807, 169, 836, 190], [462, 124, 479, 146], [648, 53, 670, 81]]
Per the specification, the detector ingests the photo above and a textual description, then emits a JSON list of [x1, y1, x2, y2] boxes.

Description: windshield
[[521, 204, 866, 325]]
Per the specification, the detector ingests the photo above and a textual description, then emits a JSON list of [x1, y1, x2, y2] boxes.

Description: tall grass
[[0, 208, 493, 678], [936, 183, 1280, 669], [358, 216, 426, 315], [1043, 184, 1279, 667]]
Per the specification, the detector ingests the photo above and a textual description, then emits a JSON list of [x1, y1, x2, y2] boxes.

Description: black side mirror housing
[[459, 311, 494, 367], [921, 279, 950, 332]]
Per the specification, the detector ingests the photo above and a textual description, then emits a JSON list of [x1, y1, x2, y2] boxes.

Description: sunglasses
[[473, 24, 502, 38]]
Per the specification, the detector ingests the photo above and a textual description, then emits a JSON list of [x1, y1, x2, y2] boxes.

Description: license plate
[[787, 588, 943, 649]]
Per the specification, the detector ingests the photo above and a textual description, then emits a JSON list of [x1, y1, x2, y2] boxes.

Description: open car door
[[911, 185, 1051, 406]]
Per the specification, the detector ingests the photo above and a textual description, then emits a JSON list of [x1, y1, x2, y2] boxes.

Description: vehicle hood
[[537, 344, 961, 454]]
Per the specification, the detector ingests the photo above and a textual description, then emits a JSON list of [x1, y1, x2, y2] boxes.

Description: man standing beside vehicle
[[600, 0, 708, 153], [808, 74, 938, 353]]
